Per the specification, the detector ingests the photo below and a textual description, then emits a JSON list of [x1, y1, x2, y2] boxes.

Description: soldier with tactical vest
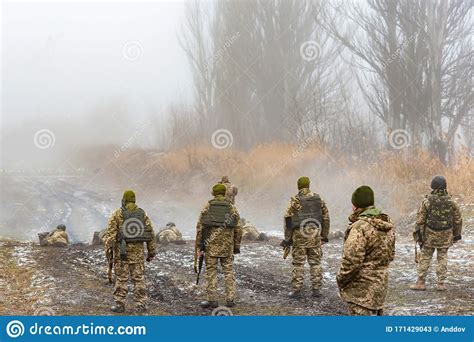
[[410, 176, 462, 291], [219, 176, 238, 204], [281, 176, 330, 298], [195, 183, 242, 309], [337, 186, 395, 315], [102, 190, 156, 313]]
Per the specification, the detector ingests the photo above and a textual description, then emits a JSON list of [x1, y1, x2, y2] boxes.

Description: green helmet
[[212, 183, 226, 196], [297, 176, 310, 190], [351, 185, 374, 209]]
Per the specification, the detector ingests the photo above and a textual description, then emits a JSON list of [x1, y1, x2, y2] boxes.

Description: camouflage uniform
[[41, 229, 69, 247], [284, 188, 330, 292], [414, 190, 462, 283], [195, 194, 242, 303], [241, 220, 266, 241], [221, 180, 238, 204], [103, 203, 156, 308], [337, 207, 395, 315], [157, 224, 184, 244]]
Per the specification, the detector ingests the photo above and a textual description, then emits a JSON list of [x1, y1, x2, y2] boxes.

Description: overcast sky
[[1, 0, 191, 128]]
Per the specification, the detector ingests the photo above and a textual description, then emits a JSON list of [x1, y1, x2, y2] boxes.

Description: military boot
[[289, 290, 303, 299], [200, 300, 219, 309], [409, 278, 426, 291], [110, 303, 125, 313], [436, 283, 447, 291], [312, 288, 321, 298]]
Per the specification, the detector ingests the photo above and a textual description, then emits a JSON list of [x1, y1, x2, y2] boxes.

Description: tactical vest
[[201, 199, 237, 228], [120, 208, 154, 242], [291, 194, 323, 229], [425, 194, 453, 231]]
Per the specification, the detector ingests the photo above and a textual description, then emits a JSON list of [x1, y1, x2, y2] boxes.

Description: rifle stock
[[196, 254, 204, 285]]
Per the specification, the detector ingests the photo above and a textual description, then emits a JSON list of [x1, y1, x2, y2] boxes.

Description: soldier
[[337, 186, 395, 316], [280, 176, 330, 298], [219, 176, 238, 204], [195, 184, 242, 309], [241, 218, 269, 241], [410, 176, 462, 291], [102, 190, 156, 313], [39, 224, 69, 247], [156, 222, 185, 245]]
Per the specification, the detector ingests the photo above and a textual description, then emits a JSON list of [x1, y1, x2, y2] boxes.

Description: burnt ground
[[1, 227, 473, 316]]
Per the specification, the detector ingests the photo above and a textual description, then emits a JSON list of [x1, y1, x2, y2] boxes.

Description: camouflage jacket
[[195, 195, 242, 257], [242, 222, 260, 241], [415, 190, 462, 248], [45, 229, 69, 247], [284, 188, 330, 247], [222, 181, 238, 204], [103, 204, 157, 263], [337, 207, 395, 310], [157, 226, 183, 243]]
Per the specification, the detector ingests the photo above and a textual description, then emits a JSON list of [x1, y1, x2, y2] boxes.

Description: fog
[[1, 0, 190, 168]]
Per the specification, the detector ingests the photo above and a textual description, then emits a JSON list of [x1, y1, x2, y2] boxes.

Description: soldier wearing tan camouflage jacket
[[337, 186, 395, 316], [156, 222, 185, 245], [219, 176, 238, 204], [195, 183, 242, 309], [410, 176, 462, 291], [103, 190, 156, 313], [39, 224, 69, 247], [281, 176, 330, 298]]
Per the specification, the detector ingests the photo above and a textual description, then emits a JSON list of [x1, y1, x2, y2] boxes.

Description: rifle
[[283, 246, 291, 259], [106, 247, 114, 284], [413, 230, 422, 264], [194, 227, 206, 285], [195, 253, 204, 285]]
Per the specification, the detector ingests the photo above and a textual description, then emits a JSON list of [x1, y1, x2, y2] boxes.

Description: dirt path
[[1, 229, 472, 316]]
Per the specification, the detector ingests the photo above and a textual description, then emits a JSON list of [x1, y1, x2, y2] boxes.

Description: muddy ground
[[0, 231, 472, 316], [1, 175, 473, 316]]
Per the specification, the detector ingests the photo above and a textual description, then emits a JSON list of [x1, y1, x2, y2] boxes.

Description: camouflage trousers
[[417, 247, 448, 282], [292, 246, 322, 290], [114, 261, 146, 306], [347, 303, 383, 316], [205, 255, 235, 302]]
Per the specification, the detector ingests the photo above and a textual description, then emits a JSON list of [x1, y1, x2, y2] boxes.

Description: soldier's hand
[[233, 247, 240, 254], [146, 252, 156, 262], [280, 239, 291, 248]]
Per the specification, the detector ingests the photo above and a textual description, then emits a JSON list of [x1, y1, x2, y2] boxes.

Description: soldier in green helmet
[[281, 176, 330, 299], [102, 190, 157, 313], [195, 183, 242, 309], [410, 176, 462, 291]]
